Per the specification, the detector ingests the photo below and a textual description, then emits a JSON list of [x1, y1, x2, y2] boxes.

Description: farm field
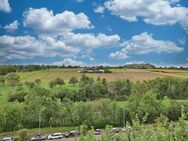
[[14, 68, 188, 82], [1, 68, 188, 109]]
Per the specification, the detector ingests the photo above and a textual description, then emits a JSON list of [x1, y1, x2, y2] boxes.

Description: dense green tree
[[0, 76, 5, 86], [107, 79, 132, 100], [1, 106, 23, 131], [54, 78, 65, 87], [19, 129, 28, 141], [6, 73, 20, 86], [35, 79, 41, 85], [80, 74, 94, 86], [8, 86, 27, 102], [69, 77, 78, 85], [49, 80, 55, 88]]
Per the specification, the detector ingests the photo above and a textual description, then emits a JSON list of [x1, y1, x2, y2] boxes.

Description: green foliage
[[8, 86, 27, 102], [69, 77, 78, 85], [54, 78, 65, 87], [48, 78, 65, 88], [35, 79, 41, 85], [1, 75, 188, 134], [149, 77, 188, 99], [0, 76, 5, 86], [77, 109, 188, 141], [19, 129, 28, 141], [0, 105, 23, 132], [6, 73, 20, 86], [108, 79, 132, 100], [80, 74, 94, 86]]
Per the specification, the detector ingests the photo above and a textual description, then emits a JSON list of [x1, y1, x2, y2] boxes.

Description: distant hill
[[123, 63, 156, 69]]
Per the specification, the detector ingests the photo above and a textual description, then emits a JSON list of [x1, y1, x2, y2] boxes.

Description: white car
[[1, 137, 13, 141], [47, 133, 63, 140]]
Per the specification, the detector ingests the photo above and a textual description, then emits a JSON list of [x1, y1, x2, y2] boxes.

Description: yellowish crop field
[[15, 68, 188, 83]]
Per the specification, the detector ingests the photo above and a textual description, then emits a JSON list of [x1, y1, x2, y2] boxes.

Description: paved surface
[[44, 135, 101, 141]]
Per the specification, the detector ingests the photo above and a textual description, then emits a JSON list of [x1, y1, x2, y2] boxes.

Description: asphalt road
[[44, 135, 101, 141]]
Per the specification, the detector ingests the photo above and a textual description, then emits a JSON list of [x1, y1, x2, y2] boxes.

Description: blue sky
[[0, 0, 188, 66]]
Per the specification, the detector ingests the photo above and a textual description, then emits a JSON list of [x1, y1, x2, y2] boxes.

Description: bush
[[19, 129, 28, 141]]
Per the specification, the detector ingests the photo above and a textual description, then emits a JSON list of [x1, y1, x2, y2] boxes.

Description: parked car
[[112, 128, 120, 133], [30, 135, 46, 141], [62, 132, 69, 137], [94, 129, 101, 135], [65, 131, 79, 138], [47, 133, 63, 140], [1, 137, 13, 141]]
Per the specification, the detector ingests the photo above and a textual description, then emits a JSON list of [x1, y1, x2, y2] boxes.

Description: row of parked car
[[31, 130, 80, 141], [31, 127, 127, 141], [1, 127, 127, 141]]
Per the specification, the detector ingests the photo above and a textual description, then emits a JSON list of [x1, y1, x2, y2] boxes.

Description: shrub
[[19, 129, 28, 141]]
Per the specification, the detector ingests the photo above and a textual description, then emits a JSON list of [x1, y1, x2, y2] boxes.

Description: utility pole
[[123, 108, 125, 127], [39, 112, 41, 135]]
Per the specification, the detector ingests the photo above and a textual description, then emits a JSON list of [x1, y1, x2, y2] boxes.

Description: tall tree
[[0, 76, 5, 86], [6, 73, 20, 86], [69, 77, 78, 85], [35, 79, 41, 85], [54, 78, 65, 87]]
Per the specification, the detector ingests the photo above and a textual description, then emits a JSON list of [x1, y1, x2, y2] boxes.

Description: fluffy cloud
[[94, 6, 105, 14], [0, 31, 121, 62], [0, 35, 79, 61], [23, 8, 93, 34], [104, 0, 188, 33], [64, 32, 121, 49], [109, 32, 183, 59], [125, 61, 145, 65], [0, 0, 11, 13], [52, 58, 84, 66], [3, 20, 19, 32]]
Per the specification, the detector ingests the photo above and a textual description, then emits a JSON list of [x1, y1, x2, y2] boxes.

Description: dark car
[[64, 131, 79, 138], [30, 135, 46, 141]]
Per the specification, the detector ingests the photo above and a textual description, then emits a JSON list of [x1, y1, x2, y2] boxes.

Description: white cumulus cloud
[[94, 6, 105, 14], [109, 32, 184, 59], [23, 8, 93, 34], [3, 20, 19, 32], [64, 32, 121, 49], [0, 31, 122, 62], [0, 35, 79, 61], [104, 0, 188, 33], [52, 58, 84, 66], [0, 0, 11, 13]]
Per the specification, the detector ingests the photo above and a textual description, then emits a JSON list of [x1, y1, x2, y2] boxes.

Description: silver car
[[47, 133, 63, 140], [1, 137, 13, 141]]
